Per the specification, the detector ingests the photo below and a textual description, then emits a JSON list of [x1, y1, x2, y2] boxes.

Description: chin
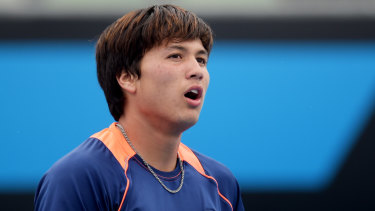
[[175, 116, 200, 132]]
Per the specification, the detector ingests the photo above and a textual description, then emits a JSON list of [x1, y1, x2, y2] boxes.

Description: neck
[[118, 115, 182, 172]]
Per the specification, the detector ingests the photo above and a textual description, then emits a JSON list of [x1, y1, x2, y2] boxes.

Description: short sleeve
[[34, 138, 126, 211]]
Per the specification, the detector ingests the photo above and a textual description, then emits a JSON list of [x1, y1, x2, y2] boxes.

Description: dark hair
[[96, 4, 213, 121]]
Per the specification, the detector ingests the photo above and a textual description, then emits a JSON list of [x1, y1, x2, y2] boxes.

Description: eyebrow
[[167, 45, 208, 56]]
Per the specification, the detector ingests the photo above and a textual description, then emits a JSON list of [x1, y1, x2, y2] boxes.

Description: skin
[[117, 39, 210, 172]]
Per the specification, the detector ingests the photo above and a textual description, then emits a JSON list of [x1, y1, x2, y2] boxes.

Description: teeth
[[191, 89, 198, 94]]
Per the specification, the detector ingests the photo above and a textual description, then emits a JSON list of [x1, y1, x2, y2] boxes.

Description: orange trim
[[203, 174, 234, 211], [178, 143, 205, 175], [178, 143, 233, 211], [91, 122, 135, 169], [118, 156, 131, 211], [91, 123, 134, 210]]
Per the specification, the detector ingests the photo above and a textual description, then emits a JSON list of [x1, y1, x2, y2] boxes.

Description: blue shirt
[[35, 123, 244, 210]]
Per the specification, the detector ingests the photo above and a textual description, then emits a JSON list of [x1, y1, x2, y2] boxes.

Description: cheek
[[151, 65, 179, 83], [204, 71, 210, 88], [139, 66, 180, 101]]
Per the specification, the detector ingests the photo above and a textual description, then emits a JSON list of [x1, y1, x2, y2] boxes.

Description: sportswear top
[[34, 122, 244, 211]]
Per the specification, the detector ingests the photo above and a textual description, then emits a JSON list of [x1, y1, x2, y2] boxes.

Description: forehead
[[159, 39, 207, 53]]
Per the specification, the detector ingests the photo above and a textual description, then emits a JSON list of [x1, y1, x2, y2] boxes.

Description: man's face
[[133, 39, 210, 132]]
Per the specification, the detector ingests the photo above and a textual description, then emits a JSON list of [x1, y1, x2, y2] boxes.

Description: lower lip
[[185, 97, 201, 107]]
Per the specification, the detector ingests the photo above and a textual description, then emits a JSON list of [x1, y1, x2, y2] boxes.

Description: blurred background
[[1, 0, 375, 210]]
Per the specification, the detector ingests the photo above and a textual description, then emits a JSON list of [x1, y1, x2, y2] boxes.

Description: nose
[[185, 58, 205, 81], [188, 71, 203, 80]]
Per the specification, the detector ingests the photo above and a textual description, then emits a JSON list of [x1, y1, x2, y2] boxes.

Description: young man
[[35, 4, 244, 211]]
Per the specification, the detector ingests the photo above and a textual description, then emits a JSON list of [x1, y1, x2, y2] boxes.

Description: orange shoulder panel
[[178, 143, 233, 211], [91, 122, 135, 169], [178, 143, 205, 175]]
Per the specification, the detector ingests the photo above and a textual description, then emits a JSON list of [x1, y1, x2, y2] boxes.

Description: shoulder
[[192, 150, 236, 182], [192, 149, 245, 211], [46, 138, 123, 179], [35, 138, 126, 210]]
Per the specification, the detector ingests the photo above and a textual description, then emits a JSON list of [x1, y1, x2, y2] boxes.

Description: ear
[[116, 71, 137, 94]]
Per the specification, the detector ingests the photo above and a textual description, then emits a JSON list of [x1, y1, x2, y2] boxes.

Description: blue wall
[[1, 41, 375, 192]]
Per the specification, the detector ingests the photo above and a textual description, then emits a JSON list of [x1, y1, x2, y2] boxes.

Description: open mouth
[[184, 87, 202, 101]]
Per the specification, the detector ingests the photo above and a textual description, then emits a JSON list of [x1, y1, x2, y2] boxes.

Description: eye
[[168, 54, 182, 60], [196, 57, 207, 66]]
